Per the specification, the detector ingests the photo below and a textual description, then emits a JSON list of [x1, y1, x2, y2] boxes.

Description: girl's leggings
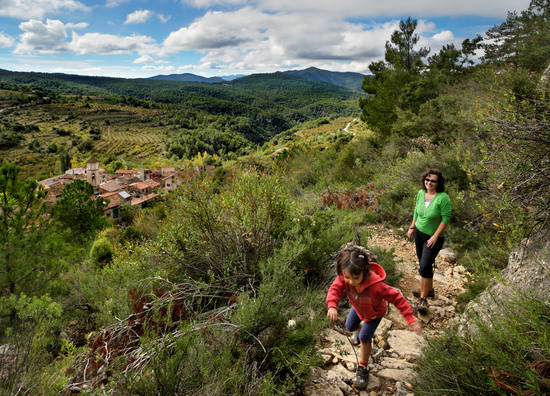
[[345, 307, 382, 344]]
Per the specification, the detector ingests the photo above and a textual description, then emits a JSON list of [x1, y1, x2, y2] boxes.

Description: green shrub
[[0, 294, 63, 395], [162, 169, 294, 284], [368, 246, 402, 287], [414, 293, 550, 395], [89, 237, 113, 266], [122, 239, 324, 395]]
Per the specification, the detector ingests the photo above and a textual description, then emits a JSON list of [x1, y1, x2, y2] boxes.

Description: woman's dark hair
[[336, 246, 371, 279], [421, 168, 445, 192]]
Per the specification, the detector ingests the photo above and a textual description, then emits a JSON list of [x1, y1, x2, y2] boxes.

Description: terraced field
[[95, 127, 164, 157], [0, 96, 171, 181]]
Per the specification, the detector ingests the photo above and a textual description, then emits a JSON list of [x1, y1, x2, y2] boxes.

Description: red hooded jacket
[[326, 262, 416, 324]]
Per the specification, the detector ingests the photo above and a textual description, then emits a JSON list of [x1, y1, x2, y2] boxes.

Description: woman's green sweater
[[413, 190, 451, 236]]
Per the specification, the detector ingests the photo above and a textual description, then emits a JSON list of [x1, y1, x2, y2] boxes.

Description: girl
[[326, 245, 422, 389]]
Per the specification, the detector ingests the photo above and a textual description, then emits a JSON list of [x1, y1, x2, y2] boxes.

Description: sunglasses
[[425, 178, 438, 183]]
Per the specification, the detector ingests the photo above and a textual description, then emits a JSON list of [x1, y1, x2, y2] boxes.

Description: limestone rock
[[386, 330, 423, 360], [461, 231, 550, 333], [320, 329, 358, 365], [377, 367, 416, 382], [304, 366, 351, 396], [439, 248, 457, 263], [377, 317, 393, 337], [366, 374, 381, 391], [379, 357, 415, 370]]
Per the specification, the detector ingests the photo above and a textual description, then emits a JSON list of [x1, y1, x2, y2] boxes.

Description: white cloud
[[66, 22, 88, 29], [125, 10, 153, 25], [182, 0, 249, 7], [0, 0, 89, 19], [15, 19, 69, 54], [258, 0, 530, 18], [69, 32, 156, 55], [105, 0, 129, 7], [158, 14, 171, 23], [162, 8, 402, 73], [134, 54, 169, 64], [432, 30, 455, 42], [13, 18, 160, 57], [141, 64, 176, 72], [0, 33, 14, 48], [163, 8, 265, 52]]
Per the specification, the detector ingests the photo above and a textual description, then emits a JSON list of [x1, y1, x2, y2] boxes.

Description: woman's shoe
[[353, 364, 369, 389], [412, 289, 435, 298], [417, 298, 429, 315]]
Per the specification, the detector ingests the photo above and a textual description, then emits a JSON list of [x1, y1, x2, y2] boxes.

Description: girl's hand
[[407, 228, 414, 240], [409, 320, 422, 334], [327, 307, 338, 325], [427, 235, 438, 247]]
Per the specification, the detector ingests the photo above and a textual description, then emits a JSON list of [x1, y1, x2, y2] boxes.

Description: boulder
[[439, 248, 457, 263], [460, 231, 550, 333], [386, 330, 423, 360]]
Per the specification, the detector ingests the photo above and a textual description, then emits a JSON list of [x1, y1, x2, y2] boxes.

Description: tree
[[384, 17, 430, 74], [428, 36, 483, 80], [483, 0, 550, 72], [360, 18, 430, 133], [0, 165, 63, 298], [59, 151, 71, 173], [52, 179, 107, 237]]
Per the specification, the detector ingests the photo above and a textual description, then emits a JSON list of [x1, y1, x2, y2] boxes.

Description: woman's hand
[[327, 307, 338, 325], [426, 235, 438, 247], [407, 228, 414, 240], [408, 320, 422, 334]]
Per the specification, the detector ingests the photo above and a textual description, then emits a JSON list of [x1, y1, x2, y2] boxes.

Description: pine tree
[[360, 18, 430, 133]]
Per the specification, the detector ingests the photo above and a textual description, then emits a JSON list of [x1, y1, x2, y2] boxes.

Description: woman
[[407, 169, 451, 314]]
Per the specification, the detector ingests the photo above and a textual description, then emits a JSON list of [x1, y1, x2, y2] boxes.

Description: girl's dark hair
[[336, 246, 371, 279], [421, 168, 445, 192]]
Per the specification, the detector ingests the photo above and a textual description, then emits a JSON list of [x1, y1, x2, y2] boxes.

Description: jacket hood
[[358, 262, 386, 293]]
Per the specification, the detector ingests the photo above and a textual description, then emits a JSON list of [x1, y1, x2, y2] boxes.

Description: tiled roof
[[99, 179, 121, 192], [115, 169, 138, 175], [131, 180, 160, 190], [131, 192, 159, 206], [103, 193, 125, 210]]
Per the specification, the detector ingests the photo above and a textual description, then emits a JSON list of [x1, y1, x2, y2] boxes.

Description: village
[[38, 157, 188, 220]]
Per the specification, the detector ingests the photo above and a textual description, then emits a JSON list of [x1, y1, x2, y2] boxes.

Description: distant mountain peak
[[149, 73, 224, 83], [282, 67, 366, 91]]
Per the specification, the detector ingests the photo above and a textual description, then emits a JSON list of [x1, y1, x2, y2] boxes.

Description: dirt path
[[305, 225, 469, 395]]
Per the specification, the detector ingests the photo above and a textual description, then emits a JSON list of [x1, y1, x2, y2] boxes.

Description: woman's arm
[[427, 222, 446, 247], [407, 219, 416, 240]]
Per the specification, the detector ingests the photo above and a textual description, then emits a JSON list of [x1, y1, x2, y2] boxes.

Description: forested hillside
[[0, 1, 549, 394], [0, 71, 359, 181]]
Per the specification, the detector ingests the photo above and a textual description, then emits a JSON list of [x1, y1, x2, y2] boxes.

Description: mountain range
[[148, 73, 246, 83], [149, 67, 366, 91]]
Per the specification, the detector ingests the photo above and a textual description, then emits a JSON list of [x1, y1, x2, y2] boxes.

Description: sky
[[0, 0, 531, 79]]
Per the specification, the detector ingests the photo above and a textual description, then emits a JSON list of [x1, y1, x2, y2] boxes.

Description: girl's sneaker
[[353, 364, 369, 389]]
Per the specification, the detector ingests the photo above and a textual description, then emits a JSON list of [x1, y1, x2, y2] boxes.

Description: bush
[[414, 294, 550, 395], [0, 294, 63, 395], [368, 246, 402, 287], [162, 169, 294, 284], [89, 237, 113, 266]]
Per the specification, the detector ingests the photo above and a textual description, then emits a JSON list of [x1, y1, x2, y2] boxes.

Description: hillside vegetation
[[0, 1, 549, 394], [0, 72, 359, 181]]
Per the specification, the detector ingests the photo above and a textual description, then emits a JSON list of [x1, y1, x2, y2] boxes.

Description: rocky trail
[[305, 225, 470, 396]]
